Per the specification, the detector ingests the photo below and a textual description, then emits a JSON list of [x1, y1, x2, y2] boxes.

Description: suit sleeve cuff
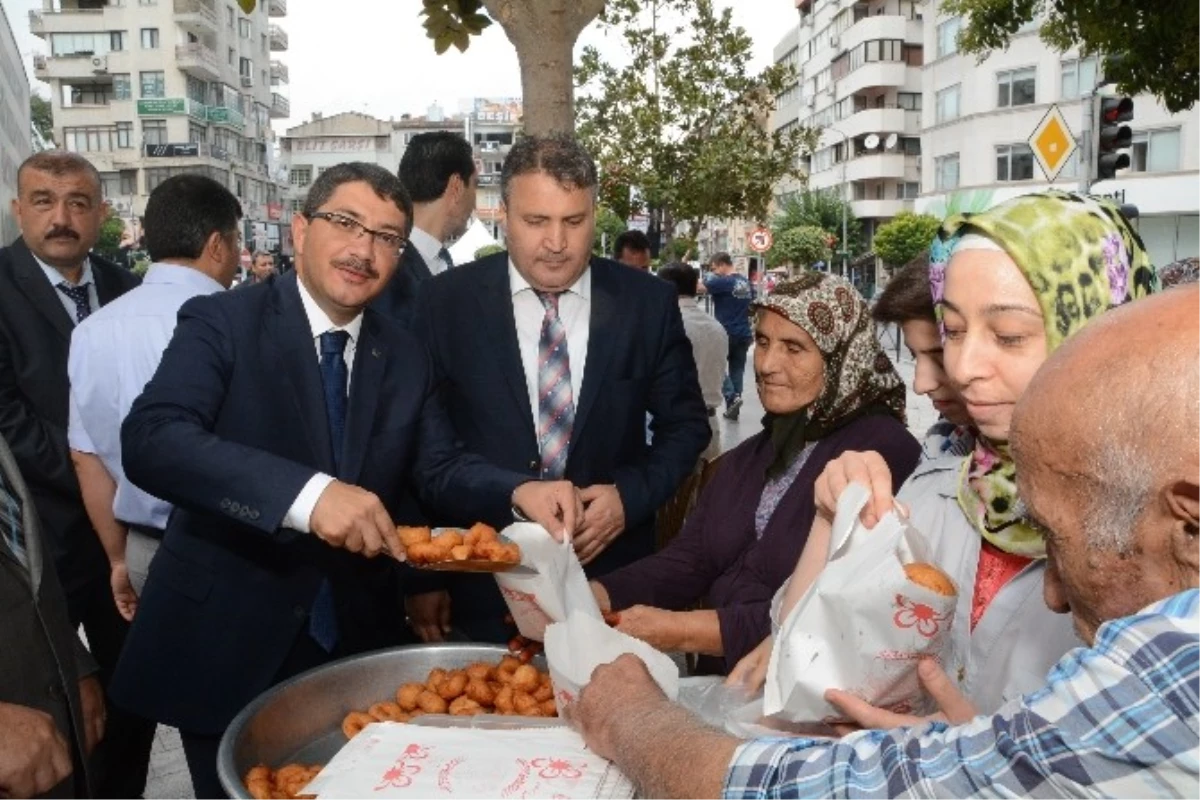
[[284, 473, 335, 533]]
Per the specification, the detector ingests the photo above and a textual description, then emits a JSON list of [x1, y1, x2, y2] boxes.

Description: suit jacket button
[[47, 682, 63, 700], [230, 502, 241, 513], [528, 460, 539, 471], [220, 498, 231, 510], [250, 510, 260, 520]]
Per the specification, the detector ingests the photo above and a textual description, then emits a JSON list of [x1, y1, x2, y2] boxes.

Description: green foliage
[[420, 0, 493, 54], [576, 0, 816, 243], [942, 0, 1198, 113], [95, 208, 126, 259], [130, 255, 151, 277], [768, 225, 831, 269], [773, 191, 862, 257], [871, 212, 942, 269], [593, 205, 627, 256], [31, 95, 53, 145], [474, 243, 506, 259], [659, 236, 698, 262]]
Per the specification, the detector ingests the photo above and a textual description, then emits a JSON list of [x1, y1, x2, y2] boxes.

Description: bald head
[[1012, 286, 1199, 644]]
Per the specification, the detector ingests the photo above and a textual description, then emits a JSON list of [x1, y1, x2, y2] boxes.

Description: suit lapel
[[340, 313, 386, 483], [405, 247, 434, 282], [479, 259, 538, 442], [10, 239, 74, 341], [571, 259, 618, 449], [90, 253, 124, 305], [263, 273, 336, 474]]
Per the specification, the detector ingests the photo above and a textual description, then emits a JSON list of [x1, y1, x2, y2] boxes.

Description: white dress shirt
[[509, 261, 590, 437], [282, 277, 363, 533], [409, 226, 450, 276], [67, 263, 225, 529], [36, 255, 99, 321]]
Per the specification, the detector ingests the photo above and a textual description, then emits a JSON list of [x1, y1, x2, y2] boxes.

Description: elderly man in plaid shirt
[[569, 286, 1199, 799]]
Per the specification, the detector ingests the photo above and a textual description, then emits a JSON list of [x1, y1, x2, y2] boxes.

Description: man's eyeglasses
[[307, 211, 407, 255]]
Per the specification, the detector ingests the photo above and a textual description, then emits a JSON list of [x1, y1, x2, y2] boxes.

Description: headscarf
[[1159, 257, 1199, 289], [929, 190, 1158, 557], [751, 271, 907, 479]]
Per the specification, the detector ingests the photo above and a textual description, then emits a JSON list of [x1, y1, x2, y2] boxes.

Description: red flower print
[[531, 757, 585, 780], [893, 594, 950, 638]]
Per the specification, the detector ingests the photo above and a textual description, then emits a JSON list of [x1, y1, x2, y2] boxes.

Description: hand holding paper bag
[[495, 523, 603, 640]]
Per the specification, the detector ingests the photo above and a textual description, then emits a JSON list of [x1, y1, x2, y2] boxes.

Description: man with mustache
[[0, 151, 152, 797], [109, 162, 582, 797]]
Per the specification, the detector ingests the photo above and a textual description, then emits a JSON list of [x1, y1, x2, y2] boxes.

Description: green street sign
[[137, 98, 187, 115]]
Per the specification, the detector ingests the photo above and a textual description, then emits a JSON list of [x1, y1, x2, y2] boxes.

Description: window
[[113, 73, 131, 99], [49, 31, 124, 55], [226, 5, 235, 28], [99, 172, 121, 198], [996, 144, 1035, 181], [228, 47, 236, 65], [140, 28, 159, 49], [119, 170, 137, 194], [189, 122, 207, 144], [897, 92, 922, 111], [289, 166, 312, 187], [849, 39, 903, 71], [186, 75, 207, 105], [65, 83, 114, 106], [261, 33, 267, 54], [142, 119, 168, 146], [936, 18, 961, 58], [1061, 57, 1098, 99], [138, 0, 158, 5], [1129, 128, 1182, 173], [997, 67, 1036, 107], [934, 154, 960, 190], [935, 84, 960, 123], [111, 31, 125, 51], [239, 57, 252, 78], [900, 137, 921, 155], [63, 126, 126, 152], [897, 182, 920, 200], [238, 18, 252, 38], [1059, 148, 1080, 179], [139, 71, 165, 97], [116, 121, 132, 148]]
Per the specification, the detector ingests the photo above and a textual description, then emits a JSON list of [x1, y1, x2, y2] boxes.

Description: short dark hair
[[658, 261, 699, 298], [302, 162, 413, 235], [252, 250, 273, 263], [501, 133, 597, 204], [710, 252, 733, 268], [17, 150, 102, 198], [398, 132, 475, 203], [871, 251, 935, 325], [143, 174, 242, 262], [613, 229, 651, 258]]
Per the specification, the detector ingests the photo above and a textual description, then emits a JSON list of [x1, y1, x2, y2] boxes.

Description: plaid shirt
[[0, 465, 26, 569], [725, 590, 1199, 799]]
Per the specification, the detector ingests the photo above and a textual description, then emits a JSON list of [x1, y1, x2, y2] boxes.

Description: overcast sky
[[5, 0, 800, 131]]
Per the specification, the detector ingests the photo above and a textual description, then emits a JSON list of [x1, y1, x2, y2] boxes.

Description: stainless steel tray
[[216, 643, 551, 798]]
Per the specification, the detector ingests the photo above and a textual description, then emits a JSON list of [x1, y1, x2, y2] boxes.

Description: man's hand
[[309, 481, 403, 559], [725, 635, 772, 692], [575, 484, 626, 565], [77, 677, 105, 754], [567, 654, 667, 763], [589, 581, 612, 613], [109, 561, 138, 621], [813, 450, 896, 527], [0, 702, 73, 798], [512, 480, 583, 541], [824, 659, 977, 735], [405, 590, 452, 643], [614, 605, 681, 652]]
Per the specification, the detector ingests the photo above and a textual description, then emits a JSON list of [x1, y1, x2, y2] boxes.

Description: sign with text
[[143, 143, 199, 157]]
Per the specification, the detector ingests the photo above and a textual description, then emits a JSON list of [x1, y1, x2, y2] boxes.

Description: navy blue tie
[[56, 282, 92, 323], [310, 329, 350, 652]]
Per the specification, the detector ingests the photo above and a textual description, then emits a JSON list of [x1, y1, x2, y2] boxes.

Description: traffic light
[[1095, 96, 1134, 181]]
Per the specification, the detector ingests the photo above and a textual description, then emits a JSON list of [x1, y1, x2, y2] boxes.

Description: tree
[[474, 243, 506, 259], [659, 236, 698, 262], [31, 95, 54, 146], [768, 226, 831, 270], [871, 212, 942, 270], [592, 204, 627, 256], [941, 0, 1198, 113], [575, 0, 818, 246], [94, 208, 126, 259], [773, 191, 862, 257]]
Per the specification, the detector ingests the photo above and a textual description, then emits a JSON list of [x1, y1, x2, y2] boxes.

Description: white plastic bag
[[494, 523, 602, 640], [764, 483, 957, 722]]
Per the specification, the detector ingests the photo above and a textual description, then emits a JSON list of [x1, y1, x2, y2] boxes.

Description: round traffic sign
[[748, 227, 774, 253]]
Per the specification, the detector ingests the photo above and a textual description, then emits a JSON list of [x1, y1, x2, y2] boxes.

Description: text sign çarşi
[[1029, 104, 1078, 182]]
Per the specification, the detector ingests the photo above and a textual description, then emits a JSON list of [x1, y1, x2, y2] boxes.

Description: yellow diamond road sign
[[1029, 104, 1078, 182]]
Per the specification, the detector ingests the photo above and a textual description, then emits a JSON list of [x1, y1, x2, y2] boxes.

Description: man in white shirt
[[68, 174, 242, 622]]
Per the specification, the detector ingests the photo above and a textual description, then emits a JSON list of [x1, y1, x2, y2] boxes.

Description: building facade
[[465, 97, 521, 242], [30, 0, 291, 243], [918, 0, 1199, 266], [1, 2, 32, 243]]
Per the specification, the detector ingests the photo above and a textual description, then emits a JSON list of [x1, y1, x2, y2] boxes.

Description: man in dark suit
[[111, 162, 580, 798], [371, 131, 477, 327], [0, 151, 153, 797], [411, 134, 710, 643], [0, 431, 105, 799]]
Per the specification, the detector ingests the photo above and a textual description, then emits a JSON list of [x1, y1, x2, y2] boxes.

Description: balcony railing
[[268, 0, 287, 17], [33, 54, 48, 72], [175, 43, 221, 80], [269, 92, 290, 119], [173, 0, 218, 32], [207, 105, 246, 130], [268, 24, 288, 51], [269, 59, 289, 85]]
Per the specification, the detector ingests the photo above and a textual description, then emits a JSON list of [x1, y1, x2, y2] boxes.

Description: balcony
[[850, 198, 912, 219], [841, 13, 922, 54], [843, 152, 908, 182], [33, 52, 126, 81], [837, 106, 911, 140], [207, 105, 246, 130], [29, 3, 112, 39], [136, 97, 209, 121], [269, 59, 289, 85], [175, 43, 221, 81], [269, 92, 290, 119], [268, 0, 287, 17], [28, 10, 44, 37], [268, 24, 288, 51], [174, 0, 218, 36], [837, 61, 911, 98]]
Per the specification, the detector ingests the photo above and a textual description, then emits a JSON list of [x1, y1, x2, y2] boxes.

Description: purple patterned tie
[[536, 291, 574, 479]]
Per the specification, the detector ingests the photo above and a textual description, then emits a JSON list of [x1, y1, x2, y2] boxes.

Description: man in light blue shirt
[[68, 174, 242, 621]]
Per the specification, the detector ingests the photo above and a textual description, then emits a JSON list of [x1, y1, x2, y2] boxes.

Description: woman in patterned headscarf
[[730, 190, 1158, 714], [593, 272, 922, 674]]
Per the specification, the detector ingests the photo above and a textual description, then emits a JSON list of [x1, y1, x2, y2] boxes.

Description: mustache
[[45, 227, 80, 240], [331, 257, 378, 279]]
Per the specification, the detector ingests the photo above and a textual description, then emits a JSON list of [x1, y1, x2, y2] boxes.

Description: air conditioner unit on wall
[[240, 75, 254, 88], [91, 55, 107, 73]]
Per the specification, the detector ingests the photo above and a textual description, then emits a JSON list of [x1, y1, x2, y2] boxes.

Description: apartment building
[[466, 97, 521, 242], [30, 0, 291, 240], [1, 3, 31, 243]]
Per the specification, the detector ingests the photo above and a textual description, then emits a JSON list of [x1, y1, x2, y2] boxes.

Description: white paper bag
[[764, 483, 957, 722], [494, 523, 602, 640], [543, 611, 680, 716]]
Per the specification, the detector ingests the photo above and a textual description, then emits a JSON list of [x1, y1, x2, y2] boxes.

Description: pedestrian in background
[[704, 252, 754, 420]]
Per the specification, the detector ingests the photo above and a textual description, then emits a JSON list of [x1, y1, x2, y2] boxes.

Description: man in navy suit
[[111, 163, 580, 797], [410, 134, 710, 643]]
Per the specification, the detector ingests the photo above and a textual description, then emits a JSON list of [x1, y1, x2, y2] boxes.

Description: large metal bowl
[[217, 643, 549, 798]]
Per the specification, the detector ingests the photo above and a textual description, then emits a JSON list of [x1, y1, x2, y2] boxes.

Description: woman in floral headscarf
[[729, 190, 1157, 714], [592, 272, 922, 674]]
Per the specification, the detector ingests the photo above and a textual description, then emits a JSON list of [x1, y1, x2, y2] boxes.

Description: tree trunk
[[483, 0, 605, 135]]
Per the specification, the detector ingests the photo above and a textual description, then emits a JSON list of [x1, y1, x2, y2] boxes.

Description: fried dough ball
[[437, 670, 468, 701], [416, 690, 448, 714], [341, 711, 374, 739], [511, 664, 540, 693], [368, 701, 404, 722], [405, 542, 443, 565], [531, 681, 553, 703], [512, 691, 539, 715], [426, 668, 449, 691], [434, 530, 463, 549], [275, 764, 311, 796], [494, 685, 515, 713], [465, 662, 494, 681], [488, 680, 505, 695], [474, 540, 507, 561], [903, 562, 957, 597], [244, 765, 272, 800], [449, 544, 472, 561], [396, 682, 425, 711], [398, 526, 431, 547], [539, 698, 558, 717], [499, 543, 521, 564], [465, 678, 495, 706], [448, 695, 484, 716]]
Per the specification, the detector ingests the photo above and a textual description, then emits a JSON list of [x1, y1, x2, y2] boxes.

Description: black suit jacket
[[413, 253, 710, 637], [369, 244, 433, 328], [109, 272, 527, 733], [0, 237, 139, 596]]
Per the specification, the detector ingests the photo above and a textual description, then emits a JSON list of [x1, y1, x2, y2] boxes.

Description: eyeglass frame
[[305, 210, 408, 257]]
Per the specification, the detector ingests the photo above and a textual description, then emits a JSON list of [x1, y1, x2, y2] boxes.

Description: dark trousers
[[66, 573, 157, 799], [722, 334, 753, 404]]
